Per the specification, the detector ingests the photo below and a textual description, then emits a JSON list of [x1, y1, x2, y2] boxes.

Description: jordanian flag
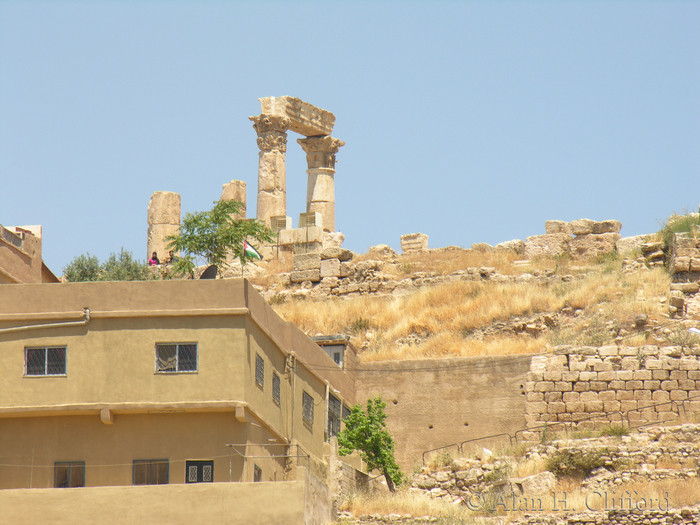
[[243, 241, 263, 261]]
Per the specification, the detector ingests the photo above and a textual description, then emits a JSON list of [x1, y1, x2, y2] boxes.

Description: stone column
[[220, 180, 247, 220], [250, 114, 290, 227], [297, 136, 345, 233], [147, 191, 181, 262]]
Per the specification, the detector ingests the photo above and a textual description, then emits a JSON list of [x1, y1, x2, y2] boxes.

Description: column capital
[[249, 114, 290, 152], [297, 136, 345, 169]]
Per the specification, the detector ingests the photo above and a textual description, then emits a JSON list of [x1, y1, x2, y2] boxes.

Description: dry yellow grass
[[273, 260, 670, 362]]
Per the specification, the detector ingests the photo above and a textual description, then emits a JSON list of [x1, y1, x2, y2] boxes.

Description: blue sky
[[1, 1, 698, 274]]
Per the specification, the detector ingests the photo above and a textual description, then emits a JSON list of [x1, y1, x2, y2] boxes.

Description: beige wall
[[356, 355, 532, 470], [0, 227, 43, 284], [0, 480, 308, 525]]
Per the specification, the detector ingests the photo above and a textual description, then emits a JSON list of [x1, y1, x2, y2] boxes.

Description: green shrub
[[658, 211, 700, 250], [599, 424, 629, 438], [545, 448, 609, 479]]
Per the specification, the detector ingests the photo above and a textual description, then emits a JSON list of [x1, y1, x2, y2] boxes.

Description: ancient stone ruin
[[146, 191, 181, 262]]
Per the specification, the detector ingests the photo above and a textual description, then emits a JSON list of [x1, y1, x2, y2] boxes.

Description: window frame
[[132, 459, 169, 485], [24, 346, 67, 377], [255, 353, 264, 388], [302, 391, 314, 426], [155, 343, 198, 373], [253, 464, 262, 482], [327, 393, 342, 440], [185, 460, 214, 483], [272, 371, 281, 406], [54, 461, 85, 488]]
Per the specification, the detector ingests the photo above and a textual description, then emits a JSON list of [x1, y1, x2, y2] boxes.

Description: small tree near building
[[338, 396, 404, 492], [166, 200, 275, 278]]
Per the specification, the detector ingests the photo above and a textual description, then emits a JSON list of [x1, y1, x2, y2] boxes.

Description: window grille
[[272, 372, 281, 406], [342, 405, 351, 421], [133, 460, 169, 485], [25, 347, 66, 376], [54, 462, 85, 488], [156, 343, 197, 372], [328, 393, 342, 439], [302, 391, 314, 425], [255, 353, 264, 388], [253, 464, 262, 482], [185, 460, 214, 483]]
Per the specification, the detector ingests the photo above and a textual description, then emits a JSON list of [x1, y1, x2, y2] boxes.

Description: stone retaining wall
[[523, 345, 700, 440]]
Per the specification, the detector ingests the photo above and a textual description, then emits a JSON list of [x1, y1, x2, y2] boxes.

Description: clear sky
[[1, 1, 698, 275]]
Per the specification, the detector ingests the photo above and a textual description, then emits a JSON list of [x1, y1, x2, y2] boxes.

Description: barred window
[[302, 391, 314, 425], [342, 404, 352, 421], [327, 393, 342, 439], [255, 353, 264, 388], [253, 464, 262, 482], [54, 461, 84, 488], [133, 459, 169, 485], [25, 347, 66, 376], [272, 372, 281, 406], [156, 343, 197, 373]]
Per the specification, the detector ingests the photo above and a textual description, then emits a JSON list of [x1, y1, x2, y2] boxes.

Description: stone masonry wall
[[523, 345, 700, 440]]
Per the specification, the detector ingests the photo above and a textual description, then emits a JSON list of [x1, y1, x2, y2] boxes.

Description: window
[[302, 391, 314, 425], [272, 372, 281, 405], [156, 343, 197, 372], [133, 459, 169, 485], [342, 404, 352, 421], [54, 462, 84, 488], [255, 353, 264, 388], [25, 347, 66, 376], [185, 460, 213, 483], [253, 464, 262, 482], [327, 393, 342, 439]]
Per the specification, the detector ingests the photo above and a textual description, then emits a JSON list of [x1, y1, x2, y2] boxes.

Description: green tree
[[102, 248, 152, 281], [166, 200, 276, 278], [62, 249, 151, 282], [62, 253, 101, 282], [338, 396, 404, 492]]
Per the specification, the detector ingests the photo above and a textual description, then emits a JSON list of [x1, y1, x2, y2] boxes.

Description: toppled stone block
[[320, 247, 353, 261], [322, 231, 345, 250], [571, 219, 596, 236], [290, 269, 321, 283], [471, 243, 492, 253], [495, 239, 525, 255], [524, 234, 570, 259], [293, 253, 321, 271], [569, 233, 621, 259], [368, 244, 397, 260], [591, 220, 622, 234], [400, 233, 428, 253], [320, 258, 341, 278], [545, 220, 572, 235]]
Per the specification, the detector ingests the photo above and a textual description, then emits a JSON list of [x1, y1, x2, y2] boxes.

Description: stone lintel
[[258, 96, 335, 137]]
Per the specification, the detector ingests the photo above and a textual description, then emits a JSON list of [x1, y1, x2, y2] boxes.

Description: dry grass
[[273, 261, 670, 362], [340, 489, 467, 519]]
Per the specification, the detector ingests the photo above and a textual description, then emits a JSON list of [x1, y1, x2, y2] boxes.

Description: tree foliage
[[62, 249, 151, 282], [166, 200, 276, 278], [338, 396, 404, 492]]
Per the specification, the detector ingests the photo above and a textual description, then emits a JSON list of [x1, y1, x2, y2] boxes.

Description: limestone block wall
[[401, 233, 428, 253], [523, 345, 700, 440], [524, 219, 621, 260]]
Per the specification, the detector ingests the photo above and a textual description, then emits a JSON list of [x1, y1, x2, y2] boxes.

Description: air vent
[[269, 216, 291, 232]]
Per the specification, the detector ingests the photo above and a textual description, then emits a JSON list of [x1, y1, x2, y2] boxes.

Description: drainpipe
[[0, 308, 90, 334]]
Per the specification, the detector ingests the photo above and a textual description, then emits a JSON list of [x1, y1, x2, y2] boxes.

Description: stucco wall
[[0, 227, 42, 284], [356, 355, 532, 470], [0, 481, 308, 525]]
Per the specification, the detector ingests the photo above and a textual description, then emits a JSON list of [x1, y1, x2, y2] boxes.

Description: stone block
[[661, 357, 679, 370], [562, 392, 579, 402], [554, 382, 573, 392], [579, 371, 598, 381], [526, 392, 543, 402], [599, 345, 619, 357], [570, 233, 621, 259], [634, 390, 651, 400], [670, 390, 688, 401], [643, 380, 661, 390], [616, 370, 634, 381], [670, 282, 700, 293], [220, 181, 247, 219], [593, 361, 613, 372], [571, 219, 596, 235], [494, 239, 525, 255], [645, 359, 662, 370], [671, 257, 691, 274], [527, 372, 544, 382], [400, 233, 428, 253], [661, 380, 678, 391], [339, 262, 354, 278], [688, 371, 700, 380], [548, 402, 566, 414], [620, 400, 638, 412], [632, 370, 651, 380], [579, 392, 599, 402], [652, 390, 670, 402], [320, 247, 353, 261], [561, 371, 580, 381], [543, 371, 562, 381], [544, 221, 572, 234], [585, 401, 604, 412], [591, 220, 622, 234], [294, 253, 321, 271], [669, 370, 687, 380], [603, 401, 621, 412], [625, 380, 643, 390], [566, 402, 584, 413], [651, 370, 669, 380], [535, 382, 555, 392], [258, 96, 336, 137], [290, 269, 321, 283], [320, 277, 339, 288], [544, 392, 562, 402], [574, 382, 590, 392], [616, 390, 634, 400], [621, 357, 640, 371], [590, 381, 608, 391], [525, 402, 547, 414], [598, 391, 617, 401], [680, 359, 700, 371], [320, 258, 341, 278], [523, 234, 570, 259], [608, 380, 625, 390], [679, 379, 695, 390], [597, 371, 615, 381]]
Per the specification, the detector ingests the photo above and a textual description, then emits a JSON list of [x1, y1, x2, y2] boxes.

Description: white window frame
[[155, 343, 198, 373], [24, 346, 67, 376]]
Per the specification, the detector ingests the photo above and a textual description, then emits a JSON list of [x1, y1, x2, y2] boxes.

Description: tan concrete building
[[0, 279, 356, 494], [0, 225, 58, 284]]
